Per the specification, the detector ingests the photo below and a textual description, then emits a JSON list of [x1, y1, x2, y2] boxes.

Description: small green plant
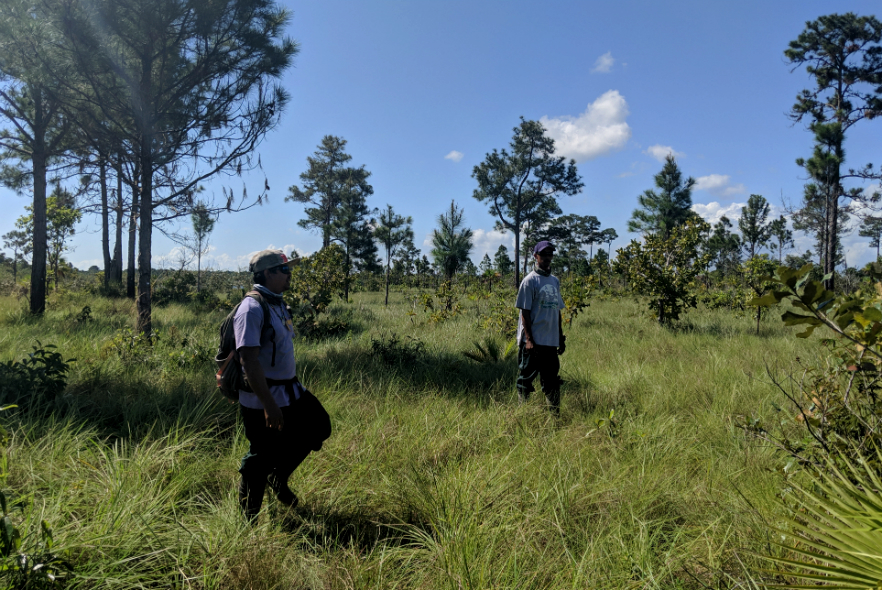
[[0, 344, 74, 408], [0, 405, 71, 587], [101, 328, 159, 364], [475, 289, 516, 337], [758, 449, 882, 589], [0, 492, 70, 589], [284, 244, 348, 337], [561, 275, 597, 327], [461, 337, 516, 364], [747, 263, 882, 474], [420, 281, 462, 323], [614, 219, 712, 324], [370, 332, 426, 366], [74, 305, 92, 324]]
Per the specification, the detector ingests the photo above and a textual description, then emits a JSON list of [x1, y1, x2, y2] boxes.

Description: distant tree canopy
[[0, 0, 297, 330], [628, 155, 696, 239], [786, 12, 882, 289], [288, 136, 372, 249], [472, 117, 582, 287], [431, 201, 473, 281]]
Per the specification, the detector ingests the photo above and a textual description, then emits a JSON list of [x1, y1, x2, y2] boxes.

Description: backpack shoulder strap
[[244, 291, 277, 367]]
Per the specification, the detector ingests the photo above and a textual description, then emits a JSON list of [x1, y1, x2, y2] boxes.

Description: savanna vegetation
[[2, 3, 882, 589]]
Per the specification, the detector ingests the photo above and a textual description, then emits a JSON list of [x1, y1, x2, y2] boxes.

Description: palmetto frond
[[761, 450, 882, 589]]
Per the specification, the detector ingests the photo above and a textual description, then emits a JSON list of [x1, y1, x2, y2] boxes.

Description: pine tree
[[768, 216, 794, 264], [859, 216, 882, 261], [373, 204, 413, 305], [472, 118, 583, 287], [628, 155, 696, 238], [53, 0, 297, 333], [431, 201, 473, 281], [738, 194, 772, 259], [493, 245, 513, 274], [786, 13, 882, 288], [191, 202, 216, 293], [287, 136, 369, 248], [330, 169, 378, 301]]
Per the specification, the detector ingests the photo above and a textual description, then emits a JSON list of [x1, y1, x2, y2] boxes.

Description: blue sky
[[2, 0, 882, 270]]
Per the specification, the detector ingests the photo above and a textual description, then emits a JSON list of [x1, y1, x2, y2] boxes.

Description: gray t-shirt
[[516, 271, 565, 347], [233, 296, 297, 409]]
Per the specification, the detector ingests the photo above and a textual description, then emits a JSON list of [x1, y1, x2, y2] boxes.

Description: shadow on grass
[[284, 502, 431, 553], [301, 338, 517, 402]]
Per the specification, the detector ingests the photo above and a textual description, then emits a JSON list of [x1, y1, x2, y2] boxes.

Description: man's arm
[[558, 311, 566, 355], [521, 309, 535, 350], [240, 346, 284, 430]]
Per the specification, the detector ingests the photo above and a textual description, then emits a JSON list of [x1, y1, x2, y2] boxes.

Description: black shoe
[[238, 475, 265, 525], [267, 473, 299, 508]]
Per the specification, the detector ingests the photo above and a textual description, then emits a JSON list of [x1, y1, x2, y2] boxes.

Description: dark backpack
[[215, 291, 276, 401]]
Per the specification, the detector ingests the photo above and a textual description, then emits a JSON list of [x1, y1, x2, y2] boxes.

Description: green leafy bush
[[370, 333, 426, 366], [474, 289, 516, 337], [0, 344, 74, 409], [746, 263, 882, 473], [419, 281, 462, 323], [613, 219, 711, 324], [284, 245, 348, 337]]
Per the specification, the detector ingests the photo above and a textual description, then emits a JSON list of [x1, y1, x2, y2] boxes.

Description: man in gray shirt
[[515, 241, 566, 414], [235, 249, 311, 523]]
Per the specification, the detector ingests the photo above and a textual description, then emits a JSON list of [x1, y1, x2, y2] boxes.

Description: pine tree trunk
[[384, 251, 390, 306], [100, 157, 111, 287], [196, 244, 202, 293], [30, 147, 48, 315], [824, 187, 838, 291], [111, 161, 124, 285], [137, 139, 153, 335], [514, 226, 521, 288], [127, 169, 139, 299]]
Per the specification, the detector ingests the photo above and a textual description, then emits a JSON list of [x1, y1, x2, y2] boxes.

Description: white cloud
[[691, 201, 747, 225], [591, 52, 615, 73], [75, 258, 102, 271], [644, 144, 684, 163], [152, 242, 315, 272], [471, 228, 514, 261], [540, 90, 631, 162], [422, 228, 514, 263], [694, 174, 746, 198], [692, 200, 787, 227], [863, 183, 882, 200], [444, 150, 464, 162]]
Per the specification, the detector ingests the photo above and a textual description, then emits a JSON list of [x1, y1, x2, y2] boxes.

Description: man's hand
[[521, 310, 535, 350], [557, 335, 566, 356], [263, 401, 284, 430]]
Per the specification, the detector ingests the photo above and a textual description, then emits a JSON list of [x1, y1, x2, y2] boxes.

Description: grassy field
[[0, 287, 817, 589]]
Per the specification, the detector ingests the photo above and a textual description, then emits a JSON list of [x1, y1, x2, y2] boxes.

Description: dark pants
[[239, 404, 312, 512], [517, 343, 561, 413]]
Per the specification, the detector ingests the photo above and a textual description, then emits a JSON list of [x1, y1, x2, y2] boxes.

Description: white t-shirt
[[233, 296, 297, 409], [515, 271, 565, 347]]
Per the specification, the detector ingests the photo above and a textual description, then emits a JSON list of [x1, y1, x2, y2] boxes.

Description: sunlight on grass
[[0, 291, 818, 588]]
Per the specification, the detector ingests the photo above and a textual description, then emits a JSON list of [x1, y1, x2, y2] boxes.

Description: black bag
[[268, 378, 332, 450], [215, 291, 275, 401]]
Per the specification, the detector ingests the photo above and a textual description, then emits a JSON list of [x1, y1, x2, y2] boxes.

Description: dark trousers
[[517, 343, 561, 413], [239, 404, 312, 507]]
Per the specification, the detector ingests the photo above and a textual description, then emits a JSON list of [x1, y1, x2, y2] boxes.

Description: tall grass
[[0, 288, 816, 588]]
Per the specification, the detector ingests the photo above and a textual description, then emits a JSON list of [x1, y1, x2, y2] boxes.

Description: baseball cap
[[532, 241, 555, 255], [249, 249, 288, 273]]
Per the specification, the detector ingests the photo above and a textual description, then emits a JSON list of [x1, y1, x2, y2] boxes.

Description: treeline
[[0, 0, 297, 333]]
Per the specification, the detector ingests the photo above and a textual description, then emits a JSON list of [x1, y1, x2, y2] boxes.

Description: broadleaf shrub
[[0, 344, 74, 409], [745, 263, 882, 474]]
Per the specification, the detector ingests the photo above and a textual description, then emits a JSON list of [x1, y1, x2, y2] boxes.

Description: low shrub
[[0, 343, 74, 409]]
